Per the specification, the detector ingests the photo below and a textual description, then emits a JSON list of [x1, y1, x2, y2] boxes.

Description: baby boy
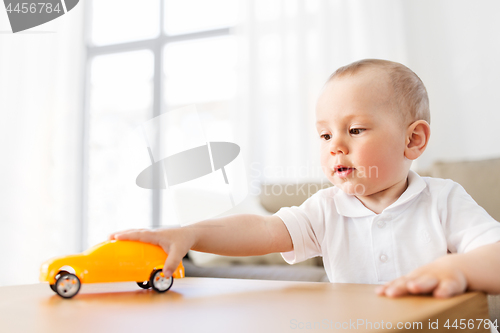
[[111, 59, 500, 298]]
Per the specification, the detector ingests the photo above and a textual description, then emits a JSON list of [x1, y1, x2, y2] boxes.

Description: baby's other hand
[[375, 254, 467, 298]]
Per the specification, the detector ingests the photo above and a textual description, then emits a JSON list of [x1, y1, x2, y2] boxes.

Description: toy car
[[39, 240, 184, 298]]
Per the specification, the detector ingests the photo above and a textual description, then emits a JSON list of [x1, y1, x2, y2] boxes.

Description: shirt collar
[[333, 170, 427, 218]]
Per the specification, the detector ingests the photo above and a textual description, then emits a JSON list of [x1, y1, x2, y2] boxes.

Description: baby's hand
[[109, 227, 196, 278], [375, 254, 468, 298]]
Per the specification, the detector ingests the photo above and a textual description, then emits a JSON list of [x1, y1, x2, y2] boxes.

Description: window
[[84, 0, 238, 250]]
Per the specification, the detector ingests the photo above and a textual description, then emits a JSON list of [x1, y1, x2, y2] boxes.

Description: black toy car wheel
[[55, 273, 81, 298], [137, 281, 151, 289], [149, 269, 173, 293], [50, 271, 69, 293]]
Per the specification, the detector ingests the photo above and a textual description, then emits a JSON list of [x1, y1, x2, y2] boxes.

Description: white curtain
[[0, 5, 85, 285], [235, 0, 408, 188]]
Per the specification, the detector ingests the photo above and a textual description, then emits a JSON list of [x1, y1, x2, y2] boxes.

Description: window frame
[[81, 0, 231, 251]]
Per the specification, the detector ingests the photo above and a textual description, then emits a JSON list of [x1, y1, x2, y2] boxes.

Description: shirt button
[[379, 254, 388, 262], [377, 220, 387, 228]]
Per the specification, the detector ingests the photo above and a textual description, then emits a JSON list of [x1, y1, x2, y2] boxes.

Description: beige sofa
[[184, 157, 500, 321]]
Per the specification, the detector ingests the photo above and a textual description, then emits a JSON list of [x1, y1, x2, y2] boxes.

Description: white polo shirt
[[275, 170, 500, 284]]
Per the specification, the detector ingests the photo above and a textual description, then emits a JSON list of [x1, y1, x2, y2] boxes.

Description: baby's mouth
[[334, 166, 354, 172], [334, 166, 355, 177]]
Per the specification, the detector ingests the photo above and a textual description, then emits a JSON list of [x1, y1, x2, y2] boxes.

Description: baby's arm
[[109, 214, 293, 278], [376, 241, 500, 298]]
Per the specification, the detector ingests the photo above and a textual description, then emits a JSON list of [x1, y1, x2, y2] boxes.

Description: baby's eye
[[320, 134, 331, 141], [350, 128, 365, 135]]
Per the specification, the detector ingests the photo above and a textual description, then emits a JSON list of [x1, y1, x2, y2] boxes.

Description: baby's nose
[[330, 142, 348, 155]]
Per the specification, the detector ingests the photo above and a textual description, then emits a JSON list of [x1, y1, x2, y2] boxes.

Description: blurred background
[[1, 0, 500, 286]]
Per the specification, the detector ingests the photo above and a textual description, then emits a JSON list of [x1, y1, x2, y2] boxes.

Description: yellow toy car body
[[40, 240, 184, 298]]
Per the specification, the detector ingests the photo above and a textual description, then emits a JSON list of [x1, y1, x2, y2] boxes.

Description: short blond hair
[[328, 59, 430, 125]]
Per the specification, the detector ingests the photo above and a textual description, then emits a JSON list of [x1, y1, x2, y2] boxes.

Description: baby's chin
[[333, 181, 373, 197]]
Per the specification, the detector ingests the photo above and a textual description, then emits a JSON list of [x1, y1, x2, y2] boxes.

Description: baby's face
[[316, 69, 411, 197]]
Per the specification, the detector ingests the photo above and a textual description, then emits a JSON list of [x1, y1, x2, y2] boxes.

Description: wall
[[403, 0, 500, 170]]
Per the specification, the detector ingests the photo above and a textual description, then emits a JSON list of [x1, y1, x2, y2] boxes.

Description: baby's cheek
[[355, 154, 378, 176], [319, 155, 331, 173], [361, 148, 393, 174]]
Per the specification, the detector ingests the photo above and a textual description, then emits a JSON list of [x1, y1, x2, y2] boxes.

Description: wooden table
[[0, 277, 490, 332]]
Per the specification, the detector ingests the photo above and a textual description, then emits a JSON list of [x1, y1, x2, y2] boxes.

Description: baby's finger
[[384, 277, 410, 297], [162, 244, 187, 278], [375, 284, 389, 295], [115, 229, 158, 244], [109, 229, 138, 240], [433, 279, 464, 298], [407, 276, 439, 294]]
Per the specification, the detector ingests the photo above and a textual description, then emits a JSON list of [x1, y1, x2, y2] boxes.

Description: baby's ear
[[404, 120, 431, 160]]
